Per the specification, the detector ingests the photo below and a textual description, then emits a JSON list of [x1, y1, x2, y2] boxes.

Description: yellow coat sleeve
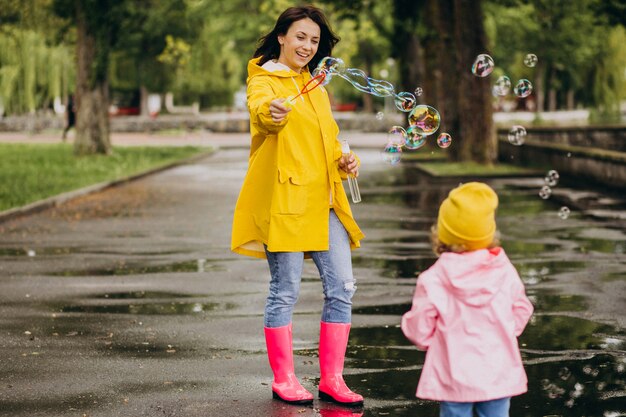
[[247, 76, 288, 134]]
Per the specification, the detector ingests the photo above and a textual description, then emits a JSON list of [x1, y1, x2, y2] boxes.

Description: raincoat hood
[[437, 247, 509, 306], [247, 58, 304, 81]]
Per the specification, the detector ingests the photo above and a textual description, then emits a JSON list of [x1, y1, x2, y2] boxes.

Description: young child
[[401, 182, 534, 417]]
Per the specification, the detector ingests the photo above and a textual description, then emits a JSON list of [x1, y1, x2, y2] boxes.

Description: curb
[[0, 150, 215, 224]]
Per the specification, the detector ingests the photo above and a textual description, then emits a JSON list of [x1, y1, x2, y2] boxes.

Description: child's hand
[[269, 98, 291, 123], [339, 152, 359, 177]]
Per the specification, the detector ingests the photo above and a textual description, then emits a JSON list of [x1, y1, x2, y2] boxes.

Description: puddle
[[603, 272, 626, 282], [357, 354, 626, 417], [352, 257, 437, 279], [501, 240, 563, 255], [514, 260, 588, 281], [520, 315, 626, 351], [49, 259, 221, 276], [0, 247, 189, 257], [54, 301, 233, 315], [527, 292, 589, 312], [93, 291, 199, 299]]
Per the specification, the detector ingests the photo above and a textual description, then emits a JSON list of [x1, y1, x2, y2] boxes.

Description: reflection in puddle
[[527, 292, 589, 312], [50, 259, 221, 276], [520, 316, 626, 351], [55, 301, 232, 315], [352, 257, 436, 279], [357, 355, 626, 417], [51, 292, 233, 315], [94, 291, 198, 299], [0, 246, 189, 257]]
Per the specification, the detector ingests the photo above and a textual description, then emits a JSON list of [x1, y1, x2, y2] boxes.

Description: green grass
[[400, 147, 447, 160], [416, 161, 541, 177], [0, 143, 207, 212]]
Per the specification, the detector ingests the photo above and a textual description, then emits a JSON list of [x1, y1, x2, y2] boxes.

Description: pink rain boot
[[318, 322, 364, 406], [264, 324, 314, 404]]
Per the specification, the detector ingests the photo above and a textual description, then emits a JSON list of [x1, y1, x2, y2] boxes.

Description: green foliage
[[0, 143, 205, 211], [590, 25, 626, 122], [485, 0, 626, 114], [416, 161, 539, 177], [2, 0, 624, 113], [0, 28, 74, 114]]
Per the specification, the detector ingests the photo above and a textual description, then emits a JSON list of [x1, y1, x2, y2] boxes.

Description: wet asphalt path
[[1, 146, 625, 417]]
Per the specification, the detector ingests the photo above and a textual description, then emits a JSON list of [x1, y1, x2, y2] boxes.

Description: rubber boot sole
[[319, 390, 364, 407], [272, 391, 314, 405]]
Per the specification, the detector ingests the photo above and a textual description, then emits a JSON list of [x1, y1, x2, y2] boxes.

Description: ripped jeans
[[264, 210, 356, 327]]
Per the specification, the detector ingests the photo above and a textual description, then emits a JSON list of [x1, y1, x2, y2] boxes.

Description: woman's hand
[[269, 98, 291, 123], [339, 152, 359, 177]]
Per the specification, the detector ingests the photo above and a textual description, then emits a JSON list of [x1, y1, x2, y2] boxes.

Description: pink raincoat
[[401, 247, 534, 402]]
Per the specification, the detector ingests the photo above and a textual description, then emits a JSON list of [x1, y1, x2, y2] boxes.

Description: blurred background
[[0, 0, 625, 161]]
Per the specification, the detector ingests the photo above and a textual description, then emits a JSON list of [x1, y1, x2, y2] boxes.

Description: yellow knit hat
[[437, 182, 499, 251]]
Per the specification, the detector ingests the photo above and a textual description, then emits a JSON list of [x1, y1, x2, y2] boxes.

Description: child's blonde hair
[[430, 225, 500, 256]]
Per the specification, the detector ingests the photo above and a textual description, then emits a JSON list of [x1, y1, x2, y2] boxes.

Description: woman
[[231, 5, 365, 407]]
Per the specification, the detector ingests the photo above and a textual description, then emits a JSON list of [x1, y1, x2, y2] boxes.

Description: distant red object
[[109, 89, 140, 116], [333, 103, 358, 112], [110, 106, 140, 116]]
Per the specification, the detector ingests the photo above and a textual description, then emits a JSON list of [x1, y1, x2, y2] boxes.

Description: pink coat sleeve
[[401, 278, 438, 350], [511, 273, 534, 336]]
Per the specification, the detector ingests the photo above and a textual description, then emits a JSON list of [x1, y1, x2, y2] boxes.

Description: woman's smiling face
[[277, 18, 320, 73]]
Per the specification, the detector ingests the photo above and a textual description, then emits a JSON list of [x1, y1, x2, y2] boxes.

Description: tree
[[0, 0, 74, 116], [329, 0, 496, 163], [53, 0, 130, 155]]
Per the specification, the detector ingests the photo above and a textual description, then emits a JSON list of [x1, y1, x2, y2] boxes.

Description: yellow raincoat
[[231, 58, 364, 259]]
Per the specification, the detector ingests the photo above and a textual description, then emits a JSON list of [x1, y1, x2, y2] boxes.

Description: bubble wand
[[284, 71, 327, 108], [340, 140, 361, 204]]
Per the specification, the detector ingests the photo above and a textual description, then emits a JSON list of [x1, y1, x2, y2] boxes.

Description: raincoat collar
[[248, 57, 309, 79]]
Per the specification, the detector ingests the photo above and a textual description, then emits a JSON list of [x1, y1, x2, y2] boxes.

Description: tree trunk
[[392, 0, 425, 96], [140, 85, 149, 116], [547, 66, 557, 112], [74, 0, 111, 155], [424, 0, 460, 159], [453, 0, 495, 164], [534, 59, 546, 112], [362, 60, 375, 114], [566, 89, 575, 110]]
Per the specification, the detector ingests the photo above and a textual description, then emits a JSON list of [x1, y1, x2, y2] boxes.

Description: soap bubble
[[388, 126, 407, 146], [558, 206, 570, 220], [370, 79, 395, 97], [539, 185, 552, 199], [408, 104, 441, 136], [414, 87, 423, 96], [394, 91, 417, 112], [514, 79, 533, 98], [375, 111, 384, 120], [404, 126, 426, 150], [493, 75, 511, 96], [508, 125, 526, 146], [545, 170, 560, 187], [437, 133, 452, 148], [523, 53, 538, 67], [381, 142, 403, 165], [316, 56, 345, 74], [471, 54, 495, 77]]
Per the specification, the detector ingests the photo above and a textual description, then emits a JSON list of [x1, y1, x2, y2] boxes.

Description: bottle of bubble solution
[[340, 140, 361, 203]]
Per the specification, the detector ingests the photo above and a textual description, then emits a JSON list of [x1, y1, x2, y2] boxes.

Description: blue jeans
[[264, 210, 356, 327], [440, 398, 510, 417]]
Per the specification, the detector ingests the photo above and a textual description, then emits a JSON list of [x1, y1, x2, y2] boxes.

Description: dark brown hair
[[253, 5, 340, 72]]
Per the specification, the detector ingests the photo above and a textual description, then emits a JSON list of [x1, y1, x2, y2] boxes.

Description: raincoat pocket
[[274, 169, 307, 215]]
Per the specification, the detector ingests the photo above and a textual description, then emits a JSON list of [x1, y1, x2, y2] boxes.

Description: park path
[[0, 138, 625, 416]]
